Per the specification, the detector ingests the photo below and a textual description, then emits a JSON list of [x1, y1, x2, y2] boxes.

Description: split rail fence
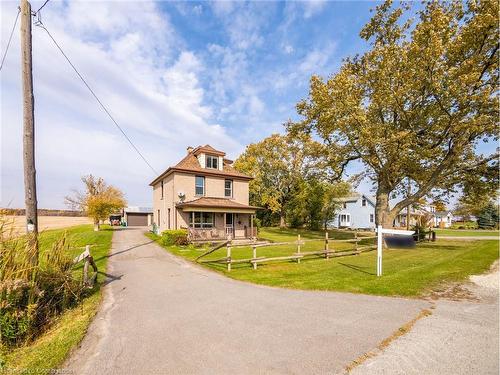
[[198, 232, 377, 271]]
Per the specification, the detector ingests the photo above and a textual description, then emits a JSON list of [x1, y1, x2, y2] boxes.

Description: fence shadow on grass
[[337, 262, 376, 276]]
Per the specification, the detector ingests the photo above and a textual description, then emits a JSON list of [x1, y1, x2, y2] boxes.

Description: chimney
[[187, 146, 194, 154]]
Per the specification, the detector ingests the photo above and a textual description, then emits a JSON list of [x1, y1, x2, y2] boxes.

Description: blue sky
[[2, 0, 381, 209], [2, 1, 493, 209]]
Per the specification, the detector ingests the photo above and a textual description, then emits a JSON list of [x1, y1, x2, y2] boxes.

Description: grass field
[[3, 225, 113, 373], [435, 228, 499, 237], [149, 227, 499, 297], [5, 215, 93, 237]]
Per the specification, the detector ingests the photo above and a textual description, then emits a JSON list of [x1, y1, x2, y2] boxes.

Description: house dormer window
[[206, 155, 218, 169], [362, 198, 366, 206]]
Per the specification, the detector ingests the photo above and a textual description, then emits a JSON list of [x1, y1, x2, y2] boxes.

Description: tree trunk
[[94, 220, 100, 231], [375, 188, 396, 228], [279, 213, 286, 228]]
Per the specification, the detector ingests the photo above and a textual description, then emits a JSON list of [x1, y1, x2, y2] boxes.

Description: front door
[[225, 213, 234, 237]]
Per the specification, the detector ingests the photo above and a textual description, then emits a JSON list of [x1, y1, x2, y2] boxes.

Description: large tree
[[289, 0, 499, 227], [65, 175, 126, 231], [234, 134, 309, 227]]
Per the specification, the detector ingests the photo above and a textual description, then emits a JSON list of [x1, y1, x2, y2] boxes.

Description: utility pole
[[20, 0, 38, 253]]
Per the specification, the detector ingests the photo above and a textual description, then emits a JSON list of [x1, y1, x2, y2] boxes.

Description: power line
[[0, 7, 20, 72], [35, 0, 51, 14], [35, 20, 159, 175]]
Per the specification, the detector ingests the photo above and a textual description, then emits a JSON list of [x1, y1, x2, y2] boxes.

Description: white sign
[[376, 225, 415, 277]]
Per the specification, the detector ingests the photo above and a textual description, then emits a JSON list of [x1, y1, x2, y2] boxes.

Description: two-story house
[[150, 145, 258, 240], [331, 193, 376, 230]]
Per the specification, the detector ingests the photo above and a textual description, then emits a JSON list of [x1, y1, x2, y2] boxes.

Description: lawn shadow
[[337, 262, 376, 276]]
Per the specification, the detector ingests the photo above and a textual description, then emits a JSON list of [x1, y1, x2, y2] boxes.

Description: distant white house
[[331, 193, 376, 230], [433, 211, 453, 228]]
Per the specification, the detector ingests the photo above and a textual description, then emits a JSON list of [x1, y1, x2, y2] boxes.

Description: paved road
[[351, 280, 499, 375], [65, 227, 427, 374]]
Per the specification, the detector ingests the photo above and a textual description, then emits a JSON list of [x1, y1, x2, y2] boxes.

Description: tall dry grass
[[0, 214, 84, 348]]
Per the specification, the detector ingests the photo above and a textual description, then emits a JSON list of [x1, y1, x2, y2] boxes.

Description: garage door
[[127, 213, 148, 226]]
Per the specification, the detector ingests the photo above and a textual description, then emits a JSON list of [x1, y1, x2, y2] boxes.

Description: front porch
[[176, 196, 259, 242], [185, 211, 257, 241]]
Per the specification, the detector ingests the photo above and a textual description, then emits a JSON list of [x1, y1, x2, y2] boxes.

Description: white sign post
[[376, 226, 415, 277]]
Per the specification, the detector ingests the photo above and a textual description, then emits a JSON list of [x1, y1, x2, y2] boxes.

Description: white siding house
[[433, 211, 453, 228], [332, 193, 376, 230]]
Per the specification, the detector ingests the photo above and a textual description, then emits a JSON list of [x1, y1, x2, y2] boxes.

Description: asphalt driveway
[[65, 227, 428, 374]]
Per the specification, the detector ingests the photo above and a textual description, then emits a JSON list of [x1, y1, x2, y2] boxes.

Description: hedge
[[161, 229, 189, 246]]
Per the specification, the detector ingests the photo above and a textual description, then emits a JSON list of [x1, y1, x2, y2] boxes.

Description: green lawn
[[3, 225, 113, 373], [148, 227, 498, 297], [435, 229, 499, 237]]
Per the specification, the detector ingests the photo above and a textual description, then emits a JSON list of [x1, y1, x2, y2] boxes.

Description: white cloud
[[0, 1, 242, 209], [302, 0, 327, 19]]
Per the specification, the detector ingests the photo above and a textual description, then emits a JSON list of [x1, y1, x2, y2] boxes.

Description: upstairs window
[[206, 155, 218, 169], [161, 180, 164, 199], [370, 213, 374, 223], [225, 179, 233, 197], [343, 202, 347, 209], [362, 198, 367, 206], [195, 176, 205, 196]]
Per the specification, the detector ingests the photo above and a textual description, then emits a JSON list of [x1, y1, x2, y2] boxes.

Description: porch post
[[250, 214, 254, 240], [191, 211, 194, 228], [223, 212, 227, 239]]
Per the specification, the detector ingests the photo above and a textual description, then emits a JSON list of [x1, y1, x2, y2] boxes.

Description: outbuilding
[[123, 207, 153, 227]]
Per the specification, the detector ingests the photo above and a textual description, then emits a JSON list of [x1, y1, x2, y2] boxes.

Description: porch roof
[[176, 197, 259, 213]]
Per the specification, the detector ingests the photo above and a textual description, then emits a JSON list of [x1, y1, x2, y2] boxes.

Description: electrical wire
[[35, 0, 51, 14], [35, 20, 159, 175], [0, 7, 21, 72]]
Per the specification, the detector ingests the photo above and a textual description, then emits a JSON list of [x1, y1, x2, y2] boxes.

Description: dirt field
[[5, 215, 93, 236]]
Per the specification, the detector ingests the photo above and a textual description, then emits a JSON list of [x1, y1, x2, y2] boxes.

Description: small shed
[[123, 207, 153, 227]]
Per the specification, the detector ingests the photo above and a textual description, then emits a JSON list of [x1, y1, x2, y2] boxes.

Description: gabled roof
[[335, 193, 376, 206], [434, 211, 452, 216], [176, 197, 259, 210], [192, 144, 225, 157], [150, 145, 252, 186]]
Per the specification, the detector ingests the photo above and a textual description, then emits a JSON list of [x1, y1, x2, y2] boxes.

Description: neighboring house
[[433, 211, 453, 228], [150, 145, 258, 240], [393, 203, 436, 228], [331, 193, 376, 230]]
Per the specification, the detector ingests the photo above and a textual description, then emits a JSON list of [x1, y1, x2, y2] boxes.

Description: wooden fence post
[[227, 241, 232, 272], [325, 231, 329, 259], [252, 245, 257, 270], [83, 244, 90, 286], [355, 231, 358, 252], [297, 234, 301, 263]]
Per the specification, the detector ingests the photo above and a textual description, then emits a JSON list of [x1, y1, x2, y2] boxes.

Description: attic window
[[362, 198, 366, 206], [206, 155, 218, 169]]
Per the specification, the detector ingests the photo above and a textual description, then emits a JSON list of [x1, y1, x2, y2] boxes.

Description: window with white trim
[[370, 213, 374, 223], [362, 198, 366, 206], [189, 212, 214, 228], [195, 176, 205, 196], [205, 155, 218, 169], [225, 179, 233, 197]]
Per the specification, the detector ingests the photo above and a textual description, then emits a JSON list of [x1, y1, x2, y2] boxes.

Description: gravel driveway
[[65, 227, 428, 375]]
